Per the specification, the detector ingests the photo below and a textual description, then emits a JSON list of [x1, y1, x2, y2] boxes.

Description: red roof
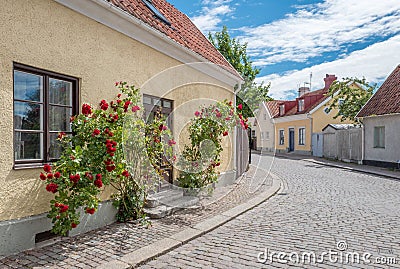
[[357, 65, 400, 117], [265, 100, 282, 118], [107, 0, 241, 78], [274, 88, 329, 118]]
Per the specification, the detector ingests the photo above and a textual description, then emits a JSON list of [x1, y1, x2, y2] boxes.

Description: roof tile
[[357, 65, 400, 117]]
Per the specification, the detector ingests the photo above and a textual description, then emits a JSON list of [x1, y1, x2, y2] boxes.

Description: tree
[[325, 77, 376, 122], [208, 26, 272, 117]]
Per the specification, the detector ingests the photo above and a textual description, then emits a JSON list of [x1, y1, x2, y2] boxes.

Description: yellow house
[[0, 0, 243, 256], [274, 74, 355, 156]]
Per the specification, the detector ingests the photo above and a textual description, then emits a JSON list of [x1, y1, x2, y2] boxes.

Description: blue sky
[[168, 0, 400, 99]]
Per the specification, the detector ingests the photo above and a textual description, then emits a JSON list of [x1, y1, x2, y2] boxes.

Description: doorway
[[289, 128, 295, 152]]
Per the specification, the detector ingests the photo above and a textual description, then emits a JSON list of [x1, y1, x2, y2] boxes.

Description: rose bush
[[40, 82, 174, 235], [177, 100, 248, 189]]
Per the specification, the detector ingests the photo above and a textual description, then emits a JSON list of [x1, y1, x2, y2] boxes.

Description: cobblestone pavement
[[139, 154, 400, 269], [0, 163, 273, 269]]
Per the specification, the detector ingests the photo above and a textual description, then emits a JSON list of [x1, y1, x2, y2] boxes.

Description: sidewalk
[[275, 152, 400, 180], [0, 163, 280, 269]]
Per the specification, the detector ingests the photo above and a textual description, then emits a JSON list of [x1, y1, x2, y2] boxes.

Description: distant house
[[0, 0, 243, 256], [255, 100, 280, 152], [273, 74, 356, 156], [357, 65, 400, 168]]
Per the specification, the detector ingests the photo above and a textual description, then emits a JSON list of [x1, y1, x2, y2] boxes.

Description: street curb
[[303, 159, 400, 181], [97, 173, 282, 269]]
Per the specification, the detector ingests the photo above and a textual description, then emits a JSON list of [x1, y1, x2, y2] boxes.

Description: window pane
[[163, 101, 172, 108], [49, 106, 72, 131], [143, 96, 152, 105], [48, 133, 63, 159], [14, 132, 43, 160], [14, 71, 43, 101], [49, 78, 72, 105], [14, 101, 43, 130]]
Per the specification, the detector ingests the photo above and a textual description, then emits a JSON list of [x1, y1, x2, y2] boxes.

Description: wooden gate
[[236, 127, 250, 178]]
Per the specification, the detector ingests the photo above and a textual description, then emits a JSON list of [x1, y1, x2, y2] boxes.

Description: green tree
[[208, 26, 272, 117], [325, 77, 376, 122]]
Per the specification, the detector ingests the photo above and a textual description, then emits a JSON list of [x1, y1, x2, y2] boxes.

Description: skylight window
[[142, 0, 171, 26]]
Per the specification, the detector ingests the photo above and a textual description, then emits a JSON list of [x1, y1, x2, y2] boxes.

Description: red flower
[[46, 183, 58, 193], [115, 81, 119, 86], [168, 139, 176, 146], [159, 124, 168, 131], [57, 132, 66, 140], [117, 93, 122, 98], [54, 172, 61, 178], [82, 104, 92, 116], [132, 105, 140, 112], [122, 170, 130, 177], [194, 111, 200, 117], [85, 172, 93, 180], [71, 223, 77, 228], [225, 117, 231, 121], [59, 204, 69, 213], [228, 101, 233, 107], [223, 131, 228, 136], [86, 208, 96, 215], [216, 111, 222, 118], [96, 174, 102, 180], [70, 174, 80, 184], [100, 100, 109, 110], [237, 103, 243, 110], [113, 114, 119, 121], [94, 179, 103, 188], [106, 165, 116, 172], [43, 164, 52, 173], [40, 173, 47, 181], [92, 129, 101, 136], [47, 173, 53, 179], [216, 162, 221, 167], [70, 116, 76, 122]]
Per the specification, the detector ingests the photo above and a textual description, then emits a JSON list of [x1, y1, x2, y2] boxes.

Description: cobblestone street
[[139, 154, 400, 269]]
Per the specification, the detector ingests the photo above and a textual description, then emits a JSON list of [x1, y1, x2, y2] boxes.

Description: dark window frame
[[13, 63, 79, 169]]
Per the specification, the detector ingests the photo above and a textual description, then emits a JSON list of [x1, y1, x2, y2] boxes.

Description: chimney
[[324, 74, 337, 90], [298, 86, 310, 97]]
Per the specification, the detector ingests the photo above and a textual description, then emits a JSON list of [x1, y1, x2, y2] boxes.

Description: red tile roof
[[107, 0, 241, 78], [357, 65, 400, 117], [274, 89, 329, 118], [265, 100, 282, 118]]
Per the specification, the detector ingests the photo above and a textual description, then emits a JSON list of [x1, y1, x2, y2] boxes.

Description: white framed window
[[299, 128, 305, 145], [374, 126, 385, 148], [298, 99, 305, 112], [279, 129, 285, 145], [279, 105, 285, 116]]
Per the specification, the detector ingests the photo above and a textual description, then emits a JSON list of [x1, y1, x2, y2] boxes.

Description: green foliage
[[325, 77, 376, 122], [208, 26, 272, 117], [177, 100, 247, 189], [40, 82, 174, 235]]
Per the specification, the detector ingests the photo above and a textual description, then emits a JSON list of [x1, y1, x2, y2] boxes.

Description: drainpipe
[[359, 118, 365, 165]]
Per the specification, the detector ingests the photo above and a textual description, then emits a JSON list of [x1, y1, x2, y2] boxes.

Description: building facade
[[0, 0, 242, 256]]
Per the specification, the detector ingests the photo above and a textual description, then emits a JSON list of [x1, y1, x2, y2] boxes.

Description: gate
[[236, 127, 249, 178], [312, 133, 324, 157]]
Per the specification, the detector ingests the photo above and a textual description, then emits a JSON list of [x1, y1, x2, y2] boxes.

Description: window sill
[[373, 146, 385, 149], [13, 163, 48, 170]]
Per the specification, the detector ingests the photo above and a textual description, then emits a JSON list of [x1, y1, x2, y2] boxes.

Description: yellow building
[[0, 0, 243, 256], [274, 75, 355, 156]]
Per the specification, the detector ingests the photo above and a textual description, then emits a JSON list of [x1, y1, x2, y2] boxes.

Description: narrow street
[[139, 154, 400, 268]]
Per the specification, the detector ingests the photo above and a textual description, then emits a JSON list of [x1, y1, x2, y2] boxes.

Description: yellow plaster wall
[[312, 100, 353, 133], [0, 0, 234, 221], [274, 119, 312, 152]]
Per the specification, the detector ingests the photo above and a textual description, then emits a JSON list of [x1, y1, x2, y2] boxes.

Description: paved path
[[139, 154, 400, 268], [0, 160, 274, 269]]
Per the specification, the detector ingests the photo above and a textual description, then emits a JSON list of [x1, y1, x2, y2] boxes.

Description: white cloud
[[256, 35, 400, 99], [191, 0, 234, 32], [239, 0, 400, 65]]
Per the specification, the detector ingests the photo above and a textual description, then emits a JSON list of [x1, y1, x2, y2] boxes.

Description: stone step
[[144, 196, 200, 219], [145, 189, 183, 208]]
